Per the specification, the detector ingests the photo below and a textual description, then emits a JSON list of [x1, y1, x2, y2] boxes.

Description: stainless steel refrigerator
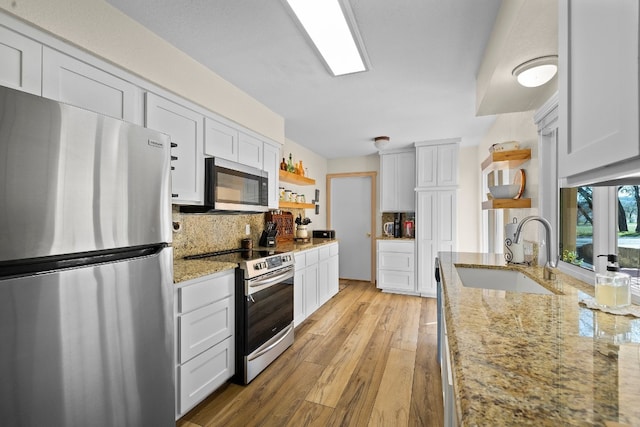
[[0, 87, 175, 426]]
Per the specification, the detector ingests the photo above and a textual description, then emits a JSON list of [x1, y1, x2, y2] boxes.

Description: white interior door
[[330, 176, 372, 281]]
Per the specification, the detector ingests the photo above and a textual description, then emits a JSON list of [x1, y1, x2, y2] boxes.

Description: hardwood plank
[[327, 330, 393, 426], [419, 296, 438, 335], [368, 347, 416, 426], [244, 361, 325, 426], [390, 297, 421, 351], [305, 313, 381, 408], [284, 400, 335, 427], [410, 331, 444, 427]]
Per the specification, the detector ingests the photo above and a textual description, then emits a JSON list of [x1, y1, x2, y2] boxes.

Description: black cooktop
[[184, 248, 285, 263]]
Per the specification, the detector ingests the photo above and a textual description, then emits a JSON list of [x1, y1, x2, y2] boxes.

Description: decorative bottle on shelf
[[287, 153, 295, 173], [298, 160, 304, 176], [280, 157, 287, 171]]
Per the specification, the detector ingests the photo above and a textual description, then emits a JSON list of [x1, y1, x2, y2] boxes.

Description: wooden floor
[[177, 280, 444, 427]]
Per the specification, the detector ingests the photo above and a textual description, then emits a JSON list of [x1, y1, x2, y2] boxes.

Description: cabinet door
[[146, 93, 203, 205], [178, 336, 234, 415], [416, 146, 437, 188], [437, 190, 457, 254], [437, 144, 458, 186], [238, 132, 263, 170], [397, 151, 416, 211], [329, 254, 339, 297], [263, 141, 280, 209], [380, 154, 397, 212], [558, 0, 639, 178], [304, 264, 319, 317], [204, 117, 238, 160], [0, 25, 42, 95], [294, 268, 305, 326], [318, 258, 330, 305], [42, 47, 138, 122], [417, 191, 436, 295], [179, 298, 233, 363]]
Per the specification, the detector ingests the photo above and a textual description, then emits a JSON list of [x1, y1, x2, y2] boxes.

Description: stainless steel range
[[185, 249, 294, 384]]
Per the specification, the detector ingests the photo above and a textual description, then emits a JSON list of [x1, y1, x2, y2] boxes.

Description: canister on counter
[[241, 238, 253, 251]]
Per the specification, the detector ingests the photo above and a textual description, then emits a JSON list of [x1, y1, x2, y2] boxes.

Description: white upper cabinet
[[263, 141, 280, 209], [146, 93, 204, 205], [204, 117, 238, 160], [415, 141, 459, 188], [238, 132, 263, 170], [558, 0, 639, 182], [42, 47, 139, 123], [0, 24, 41, 95], [380, 149, 416, 212]]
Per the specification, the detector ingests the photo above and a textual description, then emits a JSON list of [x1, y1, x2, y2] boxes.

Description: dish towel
[[579, 298, 640, 318]]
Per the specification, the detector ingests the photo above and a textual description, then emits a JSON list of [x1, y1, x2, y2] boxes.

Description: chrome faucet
[[514, 216, 558, 280]]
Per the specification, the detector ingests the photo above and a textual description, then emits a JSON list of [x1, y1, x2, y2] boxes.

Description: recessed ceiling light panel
[[285, 0, 369, 76], [512, 55, 558, 88]]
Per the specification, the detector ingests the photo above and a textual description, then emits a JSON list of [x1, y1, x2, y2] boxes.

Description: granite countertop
[[173, 238, 338, 284], [439, 252, 640, 426]]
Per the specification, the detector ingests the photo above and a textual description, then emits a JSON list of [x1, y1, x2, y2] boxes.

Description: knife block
[[266, 212, 294, 243]]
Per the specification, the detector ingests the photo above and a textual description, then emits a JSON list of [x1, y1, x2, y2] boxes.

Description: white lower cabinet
[[376, 240, 416, 294], [294, 243, 339, 326], [176, 270, 235, 418]]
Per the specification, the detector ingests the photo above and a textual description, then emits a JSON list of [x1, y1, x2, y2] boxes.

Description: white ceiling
[[104, 0, 539, 159]]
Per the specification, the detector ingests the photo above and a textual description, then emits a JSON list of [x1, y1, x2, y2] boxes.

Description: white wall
[[0, 0, 284, 143], [281, 138, 328, 230], [457, 146, 480, 252]]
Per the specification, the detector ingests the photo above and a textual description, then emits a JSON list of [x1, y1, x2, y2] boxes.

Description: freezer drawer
[[0, 247, 175, 426]]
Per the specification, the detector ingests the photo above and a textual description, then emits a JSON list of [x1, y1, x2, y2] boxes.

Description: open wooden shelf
[[279, 169, 316, 185], [481, 149, 531, 172], [482, 198, 531, 210], [279, 201, 316, 209]]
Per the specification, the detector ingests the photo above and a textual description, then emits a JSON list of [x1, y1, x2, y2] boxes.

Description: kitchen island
[[439, 252, 640, 426]]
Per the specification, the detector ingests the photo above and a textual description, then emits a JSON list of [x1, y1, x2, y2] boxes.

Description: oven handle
[[248, 324, 294, 361], [247, 267, 294, 295]]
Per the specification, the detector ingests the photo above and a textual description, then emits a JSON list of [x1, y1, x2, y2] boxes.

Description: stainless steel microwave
[[181, 157, 269, 213]]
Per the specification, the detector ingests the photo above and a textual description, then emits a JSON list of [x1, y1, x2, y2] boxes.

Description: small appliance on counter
[[259, 222, 278, 247], [313, 230, 336, 239], [393, 213, 401, 238]]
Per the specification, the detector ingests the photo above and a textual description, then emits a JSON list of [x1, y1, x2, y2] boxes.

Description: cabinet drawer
[[178, 336, 234, 414], [329, 243, 339, 257], [305, 249, 319, 265], [179, 297, 233, 363], [319, 246, 331, 261], [294, 252, 306, 268], [378, 252, 414, 271], [377, 240, 414, 253], [179, 271, 234, 313], [378, 270, 415, 291]]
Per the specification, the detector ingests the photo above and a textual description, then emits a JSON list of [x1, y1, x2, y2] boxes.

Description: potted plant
[[295, 214, 312, 238]]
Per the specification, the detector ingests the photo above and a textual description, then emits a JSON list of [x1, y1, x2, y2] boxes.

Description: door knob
[[366, 233, 371, 237]]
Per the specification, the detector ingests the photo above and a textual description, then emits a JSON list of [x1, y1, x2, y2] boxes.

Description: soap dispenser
[[595, 254, 631, 308]]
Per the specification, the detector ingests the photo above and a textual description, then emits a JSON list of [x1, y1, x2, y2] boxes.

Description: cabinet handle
[[171, 166, 175, 171], [172, 193, 179, 198], [171, 155, 178, 161], [171, 142, 177, 148]]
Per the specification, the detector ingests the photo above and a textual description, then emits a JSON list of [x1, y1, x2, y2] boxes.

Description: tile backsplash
[[171, 206, 266, 259]]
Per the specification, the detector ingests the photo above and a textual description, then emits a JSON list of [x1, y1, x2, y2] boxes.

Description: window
[[616, 186, 640, 300], [558, 185, 640, 302], [559, 186, 594, 269]]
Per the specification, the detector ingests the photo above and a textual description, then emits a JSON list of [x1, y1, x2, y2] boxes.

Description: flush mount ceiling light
[[374, 136, 390, 150], [512, 55, 558, 88], [284, 0, 369, 76]]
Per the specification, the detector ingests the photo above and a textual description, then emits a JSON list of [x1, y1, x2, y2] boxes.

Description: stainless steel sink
[[455, 266, 554, 295]]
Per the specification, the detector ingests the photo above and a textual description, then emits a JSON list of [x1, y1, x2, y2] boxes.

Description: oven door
[[206, 157, 268, 212], [244, 266, 294, 355]]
